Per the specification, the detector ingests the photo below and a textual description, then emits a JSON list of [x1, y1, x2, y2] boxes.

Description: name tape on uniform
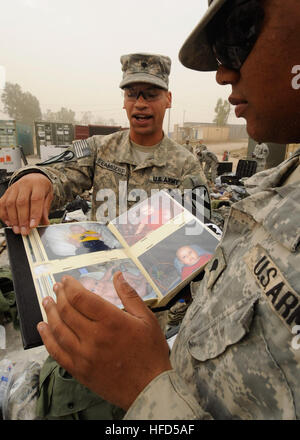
[[97, 158, 127, 176], [151, 176, 180, 185]]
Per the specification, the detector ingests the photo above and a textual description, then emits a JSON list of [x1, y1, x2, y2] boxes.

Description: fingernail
[[53, 283, 61, 293], [42, 297, 50, 308], [21, 226, 28, 235], [37, 322, 46, 334], [13, 226, 20, 234], [30, 219, 36, 228]]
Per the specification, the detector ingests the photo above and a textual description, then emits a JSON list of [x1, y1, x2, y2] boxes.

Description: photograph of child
[[53, 259, 156, 308], [67, 224, 110, 254], [138, 220, 219, 295], [113, 192, 184, 246], [37, 222, 122, 260], [175, 245, 212, 281]]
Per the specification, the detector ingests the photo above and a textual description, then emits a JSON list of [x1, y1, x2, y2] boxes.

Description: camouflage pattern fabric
[[11, 130, 207, 224], [119, 53, 171, 90], [124, 153, 300, 419], [253, 143, 270, 173], [198, 150, 219, 182], [182, 143, 194, 154]]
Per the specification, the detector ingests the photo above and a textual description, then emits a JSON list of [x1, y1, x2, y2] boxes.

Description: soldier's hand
[[37, 272, 172, 411], [0, 173, 54, 235]]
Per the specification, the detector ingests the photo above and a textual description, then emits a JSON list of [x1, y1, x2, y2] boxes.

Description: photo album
[[5, 190, 220, 348]]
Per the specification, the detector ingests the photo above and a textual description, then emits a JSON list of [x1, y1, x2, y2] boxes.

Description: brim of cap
[[119, 73, 168, 90], [179, 0, 227, 72]]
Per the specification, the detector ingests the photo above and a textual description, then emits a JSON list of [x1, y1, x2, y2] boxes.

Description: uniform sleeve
[[180, 153, 207, 189], [123, 370, 212, 420], [9, 137, 98, 211]]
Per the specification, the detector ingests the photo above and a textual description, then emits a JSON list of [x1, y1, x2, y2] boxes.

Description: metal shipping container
[[55, 123, 74, 145], [16, 122, 34, 155], [34, 121, 55, 157], [75, 125, 89, 140], [0, 120, 16, 147], [35, 122, 74, 157], [0, 120, 34, 155], [88, 125, 122, 137]]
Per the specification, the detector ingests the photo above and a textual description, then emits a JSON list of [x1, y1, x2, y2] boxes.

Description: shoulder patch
[[73, 140, 92, 158], [244, 244, 300, 332]]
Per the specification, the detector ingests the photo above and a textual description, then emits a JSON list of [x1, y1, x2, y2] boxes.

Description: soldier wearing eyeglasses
[[37, 0, 300, 420], [0, 53, 206, 232]]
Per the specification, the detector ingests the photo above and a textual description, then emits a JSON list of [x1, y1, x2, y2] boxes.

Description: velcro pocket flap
[[188, 297, 258, 362]]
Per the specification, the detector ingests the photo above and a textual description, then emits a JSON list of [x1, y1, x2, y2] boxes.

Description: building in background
[[172, 122, 248, 145]]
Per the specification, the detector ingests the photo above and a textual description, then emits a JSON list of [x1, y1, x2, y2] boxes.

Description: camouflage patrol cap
[[119, 53, 171, 90], [179, 0, 227, 72]]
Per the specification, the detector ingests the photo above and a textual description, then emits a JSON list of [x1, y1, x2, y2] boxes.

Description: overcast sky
[[0, 0, 241, 132]]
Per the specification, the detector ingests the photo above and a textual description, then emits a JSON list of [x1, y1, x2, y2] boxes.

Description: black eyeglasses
[[207, 0, 265, 70], [124, 87, 164, 102]]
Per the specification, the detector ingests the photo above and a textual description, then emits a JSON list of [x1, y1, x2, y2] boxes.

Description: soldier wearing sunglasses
[[37, 0, 300, 420]]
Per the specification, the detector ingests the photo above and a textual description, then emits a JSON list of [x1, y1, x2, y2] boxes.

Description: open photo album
[[5, 190, 220, 348]]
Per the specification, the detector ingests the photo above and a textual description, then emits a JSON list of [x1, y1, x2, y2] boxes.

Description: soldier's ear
[[166, 91, 172, 109]]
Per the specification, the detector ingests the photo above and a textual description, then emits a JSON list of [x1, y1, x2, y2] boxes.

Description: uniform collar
[[117, 130, 168, 168], [233, 157, 300, 252]]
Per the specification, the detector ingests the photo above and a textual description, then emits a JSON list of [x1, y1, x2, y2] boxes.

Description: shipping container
[[34, 121, 55, 156], [75, 125, 89, 140], [88, 125, 122, 137], [0, 120, 16, 147], [55, 123, 74, 145], [16, 122, 34, 155], [34, 121, 74, 157], [0, 120, 34, 155]]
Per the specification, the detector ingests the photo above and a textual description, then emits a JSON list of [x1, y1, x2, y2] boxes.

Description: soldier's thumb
[[113, 271, 153, 320]]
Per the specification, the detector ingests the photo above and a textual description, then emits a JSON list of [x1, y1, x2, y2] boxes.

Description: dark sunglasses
[[124, 87, 164, 102], [207, 0, 265, 70]]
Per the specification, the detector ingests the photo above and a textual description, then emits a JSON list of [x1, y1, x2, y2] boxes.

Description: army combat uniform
[[253, 143, 269, 173], [11, 129, 206, 420], [182, 142, 194, 154], [198, 150, 219, 183], [123, 152, 300, 419], [11, 129, 207, 223]]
